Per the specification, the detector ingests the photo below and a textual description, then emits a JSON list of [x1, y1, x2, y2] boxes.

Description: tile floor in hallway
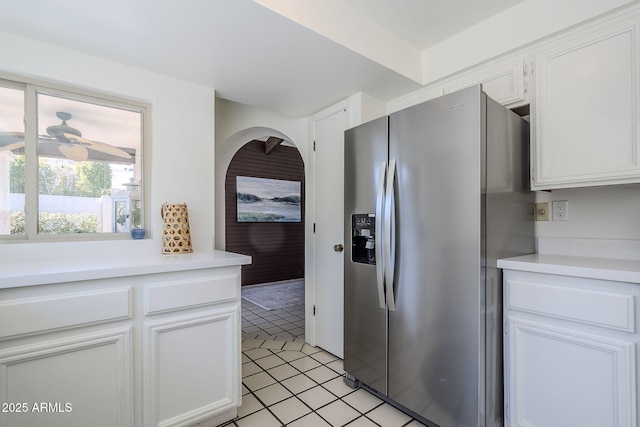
[[224, 301, 428, 427], [241, 299, 306, 342]]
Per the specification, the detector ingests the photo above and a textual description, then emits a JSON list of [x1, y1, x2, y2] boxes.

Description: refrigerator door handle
[[384, 158, 397, 311], [375, 161, 387, 310]]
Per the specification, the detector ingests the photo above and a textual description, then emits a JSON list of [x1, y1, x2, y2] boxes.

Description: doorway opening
[[224, 138, 305, 343], [241, 279, 305, 341]]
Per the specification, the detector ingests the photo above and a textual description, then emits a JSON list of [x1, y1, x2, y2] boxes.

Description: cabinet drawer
[[144, 273, 239, 315], [506, 278, 635, 332], [0, 287, 131, 339]]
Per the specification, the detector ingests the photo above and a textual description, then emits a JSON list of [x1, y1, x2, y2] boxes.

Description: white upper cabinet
[[532, 12, 640, 189]]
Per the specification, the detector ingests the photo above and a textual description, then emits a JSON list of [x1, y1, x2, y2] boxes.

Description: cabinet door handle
[[333, 244, 344, 252]]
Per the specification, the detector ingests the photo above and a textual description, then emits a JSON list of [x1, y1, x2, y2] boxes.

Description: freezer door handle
[[384, 158, 397, 311], [375, 161, 387, 310]]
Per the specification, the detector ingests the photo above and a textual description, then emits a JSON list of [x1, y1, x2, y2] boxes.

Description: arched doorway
[[225, 137, 306, 342]]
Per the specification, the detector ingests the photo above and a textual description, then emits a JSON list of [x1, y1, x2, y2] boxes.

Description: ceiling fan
[[0, 111, 132, 162]]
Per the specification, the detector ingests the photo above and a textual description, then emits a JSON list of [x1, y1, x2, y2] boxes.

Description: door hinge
[[313, 305, 316, 316]]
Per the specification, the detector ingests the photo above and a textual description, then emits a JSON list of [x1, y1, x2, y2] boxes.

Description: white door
[[313, 108, 347, 358]]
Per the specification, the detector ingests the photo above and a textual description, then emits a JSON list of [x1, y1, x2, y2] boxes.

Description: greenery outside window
[[0, 76, 147, 241]]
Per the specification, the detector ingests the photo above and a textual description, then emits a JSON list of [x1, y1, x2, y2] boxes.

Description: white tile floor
[[234, 287, 427, 426], [242, 300, 306, 342], [217, 337, 428, 427]]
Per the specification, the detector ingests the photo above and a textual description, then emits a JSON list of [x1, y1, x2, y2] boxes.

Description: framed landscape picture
[[236, 176, 301, 222]]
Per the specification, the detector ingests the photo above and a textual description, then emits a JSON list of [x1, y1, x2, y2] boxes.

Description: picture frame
[[236, 176, 301, 222]]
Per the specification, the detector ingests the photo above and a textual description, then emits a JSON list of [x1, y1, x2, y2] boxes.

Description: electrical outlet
[[535, 202, 549, 221], [552, 200, 569, 221]]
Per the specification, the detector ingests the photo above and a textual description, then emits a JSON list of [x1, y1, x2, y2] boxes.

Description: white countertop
[[498, 253, 640, 283], [0, 250, 252, 289]]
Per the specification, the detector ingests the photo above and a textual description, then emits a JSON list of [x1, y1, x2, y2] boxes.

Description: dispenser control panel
[[351, 214, 375, 265]]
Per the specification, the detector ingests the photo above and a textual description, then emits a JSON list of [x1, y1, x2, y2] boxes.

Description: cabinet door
[[506, 316, 635, 427], [0, 328, 133, 427], [143, 306, 240, 427], [532, 18, 640, 189]]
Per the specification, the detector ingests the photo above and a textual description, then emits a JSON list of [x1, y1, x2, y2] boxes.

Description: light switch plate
[[535, 202, 549, 221]]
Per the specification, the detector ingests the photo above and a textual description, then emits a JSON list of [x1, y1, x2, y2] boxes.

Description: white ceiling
[[0, 0, 524, 117], [342, 0, 523, 50]]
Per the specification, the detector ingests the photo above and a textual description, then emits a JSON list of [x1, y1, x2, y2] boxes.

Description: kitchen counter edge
[[0, 250, 252, 289], [497, 253, 640, 284]]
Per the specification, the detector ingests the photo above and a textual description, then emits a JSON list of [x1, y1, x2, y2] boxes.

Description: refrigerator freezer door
[[344, 116, 389, 395], [388, 86, 484, 426]]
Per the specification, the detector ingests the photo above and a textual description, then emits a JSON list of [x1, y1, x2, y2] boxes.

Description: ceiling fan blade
[[0, 131, 25, 144], [0, 141, 25, 151], [64, 133, 132, 159], [59, 144, 89, 162]]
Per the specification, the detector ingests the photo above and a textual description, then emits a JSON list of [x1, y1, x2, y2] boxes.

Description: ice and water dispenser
[[351, 213, 376, 264]]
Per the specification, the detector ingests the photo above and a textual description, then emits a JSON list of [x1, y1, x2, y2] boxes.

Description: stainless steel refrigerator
[[343, 85, 534, 427]]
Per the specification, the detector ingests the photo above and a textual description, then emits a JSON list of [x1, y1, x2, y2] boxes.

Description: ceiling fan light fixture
[[46, 112, 82, 142], [1, 111, 134, 162]]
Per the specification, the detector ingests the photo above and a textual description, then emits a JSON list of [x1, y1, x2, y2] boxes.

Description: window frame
[[0, 73, 150, 242]]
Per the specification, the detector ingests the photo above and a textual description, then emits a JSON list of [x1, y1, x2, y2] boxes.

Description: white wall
[[535, 185, 640, 241], [346, 92, 387, 129], [0, 31, 216, 261]]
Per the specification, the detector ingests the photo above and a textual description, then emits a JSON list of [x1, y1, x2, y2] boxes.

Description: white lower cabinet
[[0, 327, 133, 427], [507, 318, 635, 427], [503, 270, 639, 427], [0, 264, 242, 427], [143, 306, 239, 427]]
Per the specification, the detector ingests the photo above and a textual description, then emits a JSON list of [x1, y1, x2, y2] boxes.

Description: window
[[0, 76, 147, 240]]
